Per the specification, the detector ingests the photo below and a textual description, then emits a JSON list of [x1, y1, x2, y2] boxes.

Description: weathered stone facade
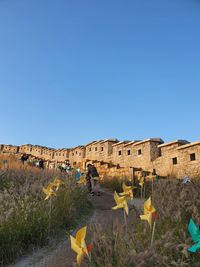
[[1, 138, 200, 179]]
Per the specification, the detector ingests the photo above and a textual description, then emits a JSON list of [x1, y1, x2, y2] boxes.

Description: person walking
[[86, 164, 100, 196]]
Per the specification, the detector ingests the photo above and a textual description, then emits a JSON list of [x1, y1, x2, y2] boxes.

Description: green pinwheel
[[188, 218, 200, 253]]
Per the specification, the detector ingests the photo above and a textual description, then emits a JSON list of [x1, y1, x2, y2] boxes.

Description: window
[[190, 153, 196, 161], [172, 157, 178, 165], [127, 150, 131, 155], [72, 153, 74, 156], [101, 147, 104, 151], [59, 153, 61, 156], [56, 153, 57, 156], [95, 147, 98, 151], [63, 153, 64, 156], [76, 151, 78, 154], [89, 148, 91, 152], [138, 149, 142, 155], [118, 150, 122, 156]]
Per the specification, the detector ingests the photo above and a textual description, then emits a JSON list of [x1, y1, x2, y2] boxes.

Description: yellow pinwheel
[[119, 182, 135, 200], [112, 191, 129, 215], [42, 184, 56, 200], [70, 226, 89, 266], [147, 173, 156, 181], [77, 176, 87, 185], [138, 177, 144, 187], [50, 178, 64, 191], [140, 197, 156, 228]]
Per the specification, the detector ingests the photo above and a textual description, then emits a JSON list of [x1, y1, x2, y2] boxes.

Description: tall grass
[[0, 161, 91, 266], [88, 179, 200, 267]]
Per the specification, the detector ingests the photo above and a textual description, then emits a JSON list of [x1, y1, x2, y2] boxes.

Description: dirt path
[[9, 191, 143, 267]]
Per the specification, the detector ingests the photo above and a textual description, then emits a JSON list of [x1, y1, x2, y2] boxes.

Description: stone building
[[69, 146, 85, 167], [111, 141, 131, 166], [98, 139, 119, 162], [2, 137, 200, 179], [1, 145, 19, 154], [177, 141, 200, 178], [53, 148, 70, 162], [41, 147, 55, 161], [154, 140, 189, 177], [85, 139, 119, 163], [19, 144, 33, 154]]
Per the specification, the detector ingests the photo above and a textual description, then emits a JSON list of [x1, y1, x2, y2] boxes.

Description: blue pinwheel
[[188, 218, 200, 253]]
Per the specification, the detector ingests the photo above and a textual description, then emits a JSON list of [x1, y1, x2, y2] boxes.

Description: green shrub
[[0, 167, 91, 265]]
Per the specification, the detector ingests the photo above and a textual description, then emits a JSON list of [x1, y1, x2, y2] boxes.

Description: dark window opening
[[95, 147, 98, 151], [127, 150, 131, 155], [101, 147, 104, 151], [172, 157, 178, 165], [190, 153, 196, 161], [89, 148, 91, 152], [118, 150, 122, 156], [138, 149, 142, 155]]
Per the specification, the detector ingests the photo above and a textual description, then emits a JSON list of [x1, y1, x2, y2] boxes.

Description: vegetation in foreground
[[0, 158, 91, 266], [89, 179, 200, 267]]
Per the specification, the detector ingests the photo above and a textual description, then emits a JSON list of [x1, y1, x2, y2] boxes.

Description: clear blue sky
[[0, 0, 200, 148]]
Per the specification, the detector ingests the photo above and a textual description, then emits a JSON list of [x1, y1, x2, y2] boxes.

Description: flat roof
[[71, 145, 85, 150], [177, 141, 200, 150], [112, 141, 131, 147], [124, 140, 141, 147], [85, 141, 97, 147], [90, 140, 104, 146], [100, 139, 119, 144], [131, 138, 164, 146], [158, 140, 189, 148]]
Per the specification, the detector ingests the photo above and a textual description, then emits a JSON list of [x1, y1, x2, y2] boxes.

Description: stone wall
[[1, 138, 200, 179], [1, 145, 19, 154], [154, 141, 200, 178]]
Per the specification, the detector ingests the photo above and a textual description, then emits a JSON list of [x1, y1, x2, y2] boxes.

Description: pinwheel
[[50, 178, 64, 191], [42, 184, 56, 200], [182, 176, 191, 185], [119, 182, 135, 200], [188, 218, 200, 253], [70, 226, 89, 266], [138, 177, 144, 187], [112, 191, 129, 230], [137, 176, 145, 199], [146, 173, 156, 181], [112, 191, 129, 215], [140, 197, 156, 229]]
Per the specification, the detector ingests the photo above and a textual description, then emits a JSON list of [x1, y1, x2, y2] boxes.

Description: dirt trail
[[9, 191, 143, 267]]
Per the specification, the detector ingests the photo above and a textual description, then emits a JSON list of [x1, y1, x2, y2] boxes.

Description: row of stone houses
[[1, 138, 200, 178]]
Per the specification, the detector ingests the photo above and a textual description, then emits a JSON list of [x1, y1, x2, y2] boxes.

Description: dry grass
[[0, 157, 91, 266], [88, 179, 200, 267]]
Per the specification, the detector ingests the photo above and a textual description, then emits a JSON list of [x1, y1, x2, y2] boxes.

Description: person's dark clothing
[[87, 165, 99, 178], [86, 165, 99, 194], [21, 154, 29, 164], [39, 159, 44, 169]]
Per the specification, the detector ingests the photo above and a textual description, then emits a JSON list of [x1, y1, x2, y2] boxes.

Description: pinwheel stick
[[151, 179, 154, 199], [150, 221, 156, 246], [49, 198, 52, 233], [88, 253, 92, 267], [143, 182, 146, 199], [124, 209, 127, 233]]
